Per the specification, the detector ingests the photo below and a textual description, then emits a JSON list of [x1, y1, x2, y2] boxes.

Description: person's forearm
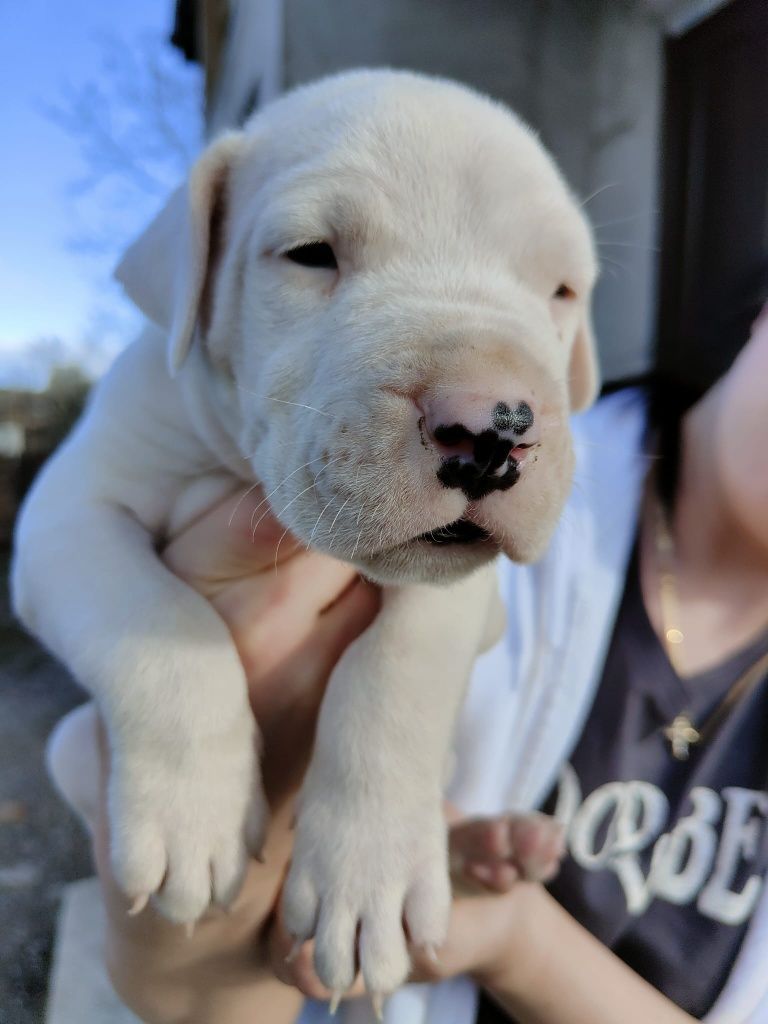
[[479, 886, 693, 1024], [194, 973, 303, 1024]]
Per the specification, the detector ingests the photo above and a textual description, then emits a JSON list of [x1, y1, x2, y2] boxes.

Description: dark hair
[[603, 259, 768, 511]]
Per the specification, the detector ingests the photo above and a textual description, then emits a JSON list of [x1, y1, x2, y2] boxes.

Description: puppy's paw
[[108, 719, 267, 924], [282, 792, 450, 1000], [451, 811, 565, 892]]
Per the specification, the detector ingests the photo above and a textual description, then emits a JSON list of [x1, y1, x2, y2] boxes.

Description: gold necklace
[[653, 491, 768, 760]]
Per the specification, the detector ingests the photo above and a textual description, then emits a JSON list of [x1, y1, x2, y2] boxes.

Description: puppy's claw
[[371, 993, 385, 1021], [284, 937, 304, 964], [329, 990, 342, 1016], [127, 894, 149, 917]]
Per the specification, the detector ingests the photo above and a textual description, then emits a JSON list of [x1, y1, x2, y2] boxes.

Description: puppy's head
[[117, 70, 598, 584]]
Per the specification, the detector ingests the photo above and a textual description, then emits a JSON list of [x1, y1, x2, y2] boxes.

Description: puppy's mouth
[[416, 517, 490, 546]]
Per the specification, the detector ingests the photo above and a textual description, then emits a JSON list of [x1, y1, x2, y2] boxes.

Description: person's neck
[[674, 386, 768, 588], [644, 385, 768, 676]]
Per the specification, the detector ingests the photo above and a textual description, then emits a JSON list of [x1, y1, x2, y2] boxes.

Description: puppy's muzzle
[[420, 395, 537, 502]]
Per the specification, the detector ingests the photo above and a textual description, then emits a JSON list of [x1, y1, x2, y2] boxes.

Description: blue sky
[[0, 0, 201, 387]]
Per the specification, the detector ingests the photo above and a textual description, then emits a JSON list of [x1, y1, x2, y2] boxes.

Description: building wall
[[585, 3, 663, 381], [207, 0, 284, 135], [206, 0, 729, 383]]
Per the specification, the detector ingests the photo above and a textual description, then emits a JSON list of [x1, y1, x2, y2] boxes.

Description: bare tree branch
[[40, 31, 203, 257]]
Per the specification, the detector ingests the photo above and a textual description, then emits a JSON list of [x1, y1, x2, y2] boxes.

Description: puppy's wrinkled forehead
[[113, 69, 602, 578], [229, 70, 595, 282]]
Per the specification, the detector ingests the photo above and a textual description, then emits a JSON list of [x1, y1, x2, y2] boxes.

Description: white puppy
[[12, 70, 597, 1000]]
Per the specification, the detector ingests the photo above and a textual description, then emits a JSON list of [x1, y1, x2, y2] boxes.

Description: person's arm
[[272, 818, 695, 1023], [473, 883, 692, 1024], [420, 821, 693, 1023], [90, 485, 379, 1024]]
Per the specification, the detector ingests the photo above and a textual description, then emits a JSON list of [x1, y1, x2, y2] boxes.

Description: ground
[[0, 557, 91, 1024]]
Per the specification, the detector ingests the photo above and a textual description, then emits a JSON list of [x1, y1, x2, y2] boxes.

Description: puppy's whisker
[[309, 497, 336, 545], [596, 241, 660, 254], [240, 435, 314, 461], [355, 492, 374, 531], [258, 480, 320, 540], [376, 521, 388, 553], [246, 458, 325, 534], [599, 255, 634, 278], [579, 181, 621, 209], [235, 383, 332, 419], [273, 527, 293, 570], [327, 496, 352, 545], [255, 453, 346, 541], [313, 455, 344, 484], [351, 523, 366, 560], [592, 210, 654, 231], [266, 396, 333, 418], [227, 481, 262, 528]]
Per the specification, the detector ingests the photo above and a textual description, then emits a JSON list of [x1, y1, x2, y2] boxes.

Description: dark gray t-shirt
[[477, 542, 768, 1022]]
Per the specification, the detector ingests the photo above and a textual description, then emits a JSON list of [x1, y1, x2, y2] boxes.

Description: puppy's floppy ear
[[568, 310, 600, 412], [114, 131, 246, 376]]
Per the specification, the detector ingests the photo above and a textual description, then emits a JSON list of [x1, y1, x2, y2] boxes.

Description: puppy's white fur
[[12, 70, 597, 995]]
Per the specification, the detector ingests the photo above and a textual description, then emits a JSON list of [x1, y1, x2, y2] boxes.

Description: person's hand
[[93, 486, 380, 1022], [268, 812, 564, 1004], [162, 486, 381, 805]]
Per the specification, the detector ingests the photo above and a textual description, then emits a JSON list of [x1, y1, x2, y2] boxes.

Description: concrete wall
[[206, 0, 730, 382], [283, 1, 599, 187], [585, 3, 663, 381]]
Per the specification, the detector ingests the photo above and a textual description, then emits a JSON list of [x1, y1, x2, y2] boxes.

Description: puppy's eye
[[283, 242, 338, 270], [553, 283, 576, 300]]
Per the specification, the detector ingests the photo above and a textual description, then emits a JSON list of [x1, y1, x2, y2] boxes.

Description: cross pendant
[[663, 714, 701, 760]]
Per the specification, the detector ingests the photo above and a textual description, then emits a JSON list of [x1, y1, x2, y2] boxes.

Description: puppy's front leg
[[13, 500, 267, 923], [283, 563, 498, 1000]]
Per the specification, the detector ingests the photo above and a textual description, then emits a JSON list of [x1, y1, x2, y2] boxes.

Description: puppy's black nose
[[420, 396, 537, 502], [492, 400, 534, 435], [433, 425, 519, 500]]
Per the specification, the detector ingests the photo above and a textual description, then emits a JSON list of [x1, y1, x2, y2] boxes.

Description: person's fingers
[[215, 547, 360, 645], [310, 577, 382, 677], [464, 862, 519, 893], [218, 560, 376, 702], [408, 888, 525, 984], [449, 814, 565, 893], [449, 817, 518, 894], [505, 814, 566, 883], [268, 897, 367, 1002], [275, 550, 364, 622], [273, 936, 331, 1002], [163, 487, 374, 651], [162, 486, 302, 589], [450, 816, 513, 865]]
